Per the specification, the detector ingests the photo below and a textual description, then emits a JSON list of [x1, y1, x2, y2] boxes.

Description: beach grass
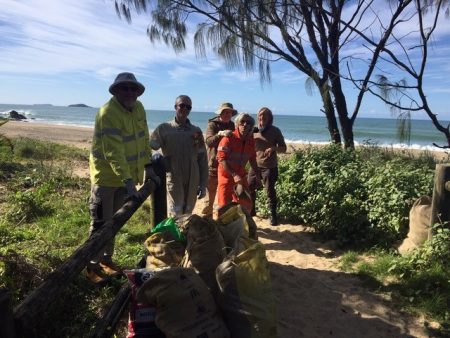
[[0, 137, 151, 337]]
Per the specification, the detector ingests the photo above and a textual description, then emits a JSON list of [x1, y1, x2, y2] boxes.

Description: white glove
[[124, 179, 139, 199], [197, 186, 206, 199], [218, 130, 233, 137]]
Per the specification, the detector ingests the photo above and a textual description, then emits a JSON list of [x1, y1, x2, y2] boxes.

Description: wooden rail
[[1, 156, 168, 337]]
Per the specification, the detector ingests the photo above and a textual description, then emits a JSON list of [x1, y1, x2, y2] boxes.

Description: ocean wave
[[284, 138, 449, 153]]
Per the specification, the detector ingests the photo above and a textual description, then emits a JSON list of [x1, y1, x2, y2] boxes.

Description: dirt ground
[[3, 121, 434, 337]]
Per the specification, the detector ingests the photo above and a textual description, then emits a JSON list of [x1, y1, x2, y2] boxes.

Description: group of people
[[86, 72, 286, 283]]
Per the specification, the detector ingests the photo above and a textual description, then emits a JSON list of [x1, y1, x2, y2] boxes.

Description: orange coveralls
[[217, 129, 256, 212]]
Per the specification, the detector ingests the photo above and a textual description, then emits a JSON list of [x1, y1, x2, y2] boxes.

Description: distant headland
[[68, 103, 91, 108]]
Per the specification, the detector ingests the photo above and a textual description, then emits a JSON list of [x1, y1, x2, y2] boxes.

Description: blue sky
[[1, 0, 450, 119]]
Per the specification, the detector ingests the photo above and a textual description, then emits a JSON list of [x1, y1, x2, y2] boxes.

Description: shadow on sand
[[257, 226, 424, 338]]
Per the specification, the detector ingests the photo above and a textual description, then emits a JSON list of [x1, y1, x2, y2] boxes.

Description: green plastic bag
[[151, 217, 186, 243]]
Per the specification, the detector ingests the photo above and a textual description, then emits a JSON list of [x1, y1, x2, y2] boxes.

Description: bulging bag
[[136, 267, 230, 338], [216, 237, 277, 338], [398, 195, 431, 255]]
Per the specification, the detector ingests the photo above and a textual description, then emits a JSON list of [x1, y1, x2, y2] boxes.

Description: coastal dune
[[1, 120, 433, 337]]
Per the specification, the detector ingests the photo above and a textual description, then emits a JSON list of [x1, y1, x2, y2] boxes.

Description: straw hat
[[215, 102, 237, 116], [109, 72, 145, 96]]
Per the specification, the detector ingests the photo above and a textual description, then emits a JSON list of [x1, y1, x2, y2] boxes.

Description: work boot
[[86, 264, 110, 285], [100, 258, 122, 277], [201, 205, 213, 216], [270, 211, 279, 226]]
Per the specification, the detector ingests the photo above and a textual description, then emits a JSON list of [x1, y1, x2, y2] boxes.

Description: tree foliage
[[113, 0, 422, 148]]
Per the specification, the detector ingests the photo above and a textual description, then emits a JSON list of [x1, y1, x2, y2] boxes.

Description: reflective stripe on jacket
[[217, 129, 256, 181], [89, 97, 151, 187]]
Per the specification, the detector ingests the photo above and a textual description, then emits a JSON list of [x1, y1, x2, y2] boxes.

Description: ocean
[[1, 103, 448, 152]]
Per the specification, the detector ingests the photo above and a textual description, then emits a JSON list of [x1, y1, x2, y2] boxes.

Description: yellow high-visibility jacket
[[89, 97, 151, 187]]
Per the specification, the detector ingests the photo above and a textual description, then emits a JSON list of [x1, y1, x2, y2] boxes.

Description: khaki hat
[[215, 102, 237, 116], [109, 72, 145, 96]]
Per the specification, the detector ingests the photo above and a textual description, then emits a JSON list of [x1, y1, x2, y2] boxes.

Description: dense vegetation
[[1, 138, 449, 335], [257, 144, 449, 333], [258, 144, 436, 247]]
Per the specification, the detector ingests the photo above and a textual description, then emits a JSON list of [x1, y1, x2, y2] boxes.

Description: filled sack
[[144, 231, 186, 269], [181, 215, 226, 296], [216, 237, 277, 338], [136, 267, 229, 338], [398, 195, 431, 255], [217, 203, 251, 250]]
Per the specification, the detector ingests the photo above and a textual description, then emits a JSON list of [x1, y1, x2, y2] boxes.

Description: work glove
[[124, 179, 139, 200], [218, 130, 233, 137], [151, 152, 163, 163], [233, 174, 243, 184], [197, 186, 206, 199], [144, 164, 161, 187]]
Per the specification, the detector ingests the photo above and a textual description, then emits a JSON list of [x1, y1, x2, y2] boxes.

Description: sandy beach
[[2, 121, 94, 150], [2, 120, 433, 337], [3, 120, 449, 161]]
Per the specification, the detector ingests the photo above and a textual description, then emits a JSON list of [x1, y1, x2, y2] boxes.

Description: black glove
[[124, 179, 139, 199], [144, 164, 161, 186], [197, 186, 206, 199], [151, 152, 163, 163]]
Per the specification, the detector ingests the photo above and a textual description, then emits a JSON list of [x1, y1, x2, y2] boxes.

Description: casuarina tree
[[113, 0, 418, 148]]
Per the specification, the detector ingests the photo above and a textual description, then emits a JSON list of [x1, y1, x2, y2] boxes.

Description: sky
[[1, 0, 450, 119]]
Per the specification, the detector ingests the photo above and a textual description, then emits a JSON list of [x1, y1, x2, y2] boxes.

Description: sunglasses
[[177, 103, 192, 110], [239, 120, 252, 125], [118, 86, 139, 93]]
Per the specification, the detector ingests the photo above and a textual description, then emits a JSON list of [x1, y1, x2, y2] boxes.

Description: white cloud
[[0, 0, 190, 76]]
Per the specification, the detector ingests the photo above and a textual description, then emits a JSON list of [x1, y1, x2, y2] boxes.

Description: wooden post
[[0, 289, 16, 338], [91, 283, 131, 338], [429, 164, 450, 239], [152, 156, 167, 225], [13, 180, 156, 336]]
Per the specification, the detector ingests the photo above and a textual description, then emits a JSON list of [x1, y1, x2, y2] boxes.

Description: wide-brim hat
[[109, 72, 145, 97], [215, 102, 237, 116]]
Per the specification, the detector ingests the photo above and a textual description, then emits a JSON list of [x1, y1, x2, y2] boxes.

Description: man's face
[[258, 111, 270, 127], [115, 84, 139, 111], [175, 98, 192, 123], [220, 109, 234, 123], [238, 116, 253, 137]]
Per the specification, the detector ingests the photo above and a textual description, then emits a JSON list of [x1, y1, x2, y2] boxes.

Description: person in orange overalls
[[217, 112, 261, 213]]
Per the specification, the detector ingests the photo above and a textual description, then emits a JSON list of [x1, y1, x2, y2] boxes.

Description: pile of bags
[[125, 203, 277, 338]]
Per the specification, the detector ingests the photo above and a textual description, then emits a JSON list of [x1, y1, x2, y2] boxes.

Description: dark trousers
[[248, 167, 279, 215], [88, 185, 126, 263]]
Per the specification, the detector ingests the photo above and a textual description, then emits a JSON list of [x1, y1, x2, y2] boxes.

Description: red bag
[[125, 269, 165, 338]]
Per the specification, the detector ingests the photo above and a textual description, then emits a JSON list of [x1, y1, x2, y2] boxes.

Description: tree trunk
[[318, 81, 341, 144], [330, 76, 354, 148]]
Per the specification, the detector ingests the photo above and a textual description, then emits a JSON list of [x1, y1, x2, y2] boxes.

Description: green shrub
[[362, 159, 433, 242], [256, 145, 435, 247]]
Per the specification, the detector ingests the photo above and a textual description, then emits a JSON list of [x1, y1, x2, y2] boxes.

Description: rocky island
[[68, 103, 91, 108]]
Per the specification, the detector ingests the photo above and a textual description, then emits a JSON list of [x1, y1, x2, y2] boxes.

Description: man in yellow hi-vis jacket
[[87, 72, 159, 284]]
